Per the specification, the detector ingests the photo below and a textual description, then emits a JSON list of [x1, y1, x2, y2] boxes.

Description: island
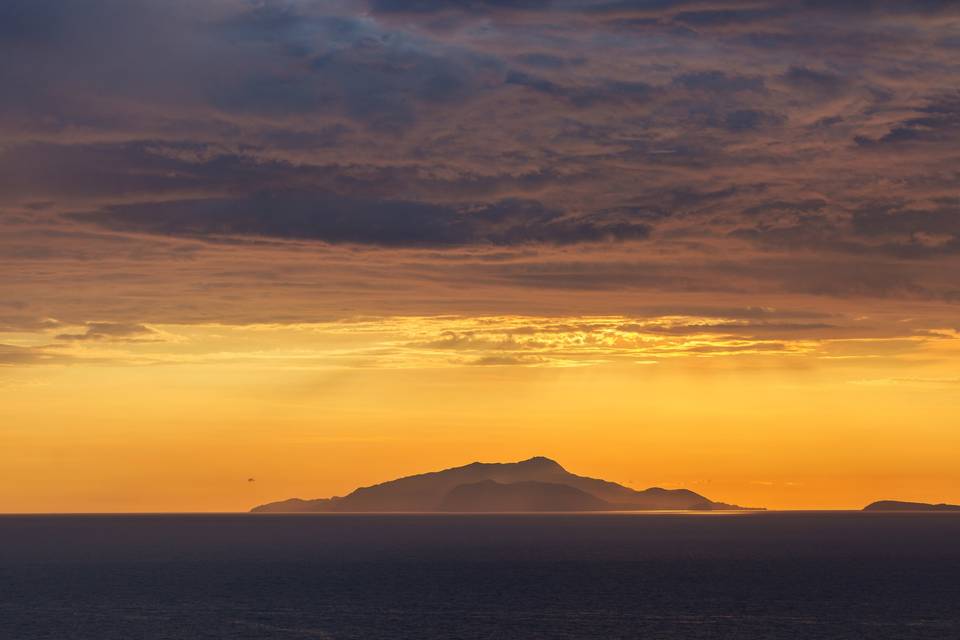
[[251, 456, 761, 513], [863, 500, 960, 512]]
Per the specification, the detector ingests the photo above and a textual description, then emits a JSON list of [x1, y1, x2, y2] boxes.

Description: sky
[[1, 0, 959, 512]]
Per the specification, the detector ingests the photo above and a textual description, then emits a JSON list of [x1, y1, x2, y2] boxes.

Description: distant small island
[[864, 500, 960, 512], [252, 456, 762, 513]]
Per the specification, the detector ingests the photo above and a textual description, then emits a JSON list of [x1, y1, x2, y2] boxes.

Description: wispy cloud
[[5, 314, 952, 371]]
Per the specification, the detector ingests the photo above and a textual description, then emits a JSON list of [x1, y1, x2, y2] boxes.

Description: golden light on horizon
[[3, 313, 958, 513]]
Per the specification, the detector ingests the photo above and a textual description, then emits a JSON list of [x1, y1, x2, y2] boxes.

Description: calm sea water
[[2, 512, 959, 639]]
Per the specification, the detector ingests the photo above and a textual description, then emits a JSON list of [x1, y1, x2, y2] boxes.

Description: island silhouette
[[864, 500, 960, 512], [251, 456, 759, 512]]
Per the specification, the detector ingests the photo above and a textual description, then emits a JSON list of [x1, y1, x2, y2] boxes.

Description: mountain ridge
[[863, 500, 960, 512], [439, 479, 610, 512], [251, 456, 760, 513]]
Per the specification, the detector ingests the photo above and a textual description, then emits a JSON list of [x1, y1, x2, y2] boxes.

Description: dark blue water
[[2, 512, 959, 639]]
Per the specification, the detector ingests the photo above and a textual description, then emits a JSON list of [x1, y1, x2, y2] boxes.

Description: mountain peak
[[517, 456, 565, 470], [251, 456, 758, 512]]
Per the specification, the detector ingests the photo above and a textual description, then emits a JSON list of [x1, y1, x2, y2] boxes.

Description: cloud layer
[[1, 0, 959, 346]]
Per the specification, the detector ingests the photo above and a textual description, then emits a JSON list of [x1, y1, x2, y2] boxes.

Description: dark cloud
[[0, 143, 256, 202], [209, 11, 504, 130], [798, 0, 960, 16], [369, 0, 554, 14], [742, 200, 827, 217], [505, 70, 652, 107], [673, 7, 788, 27], [2, 0, 960, 327], [782, 66, 847, 98], [850, 204, 960, 256], [720, 109, 784, 132], [0, 0, 65, 43], [856, 93, 960, 147], [673, 71, 764, 93], [513, 53, 585, 70], [72, 193, 651, 247], [0, 141, 582, 210]]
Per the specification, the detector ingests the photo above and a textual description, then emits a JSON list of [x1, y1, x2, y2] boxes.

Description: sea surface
[[2, 512, 959, 639]]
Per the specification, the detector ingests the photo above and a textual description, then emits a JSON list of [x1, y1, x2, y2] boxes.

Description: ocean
[[2, 512, 959, 639]]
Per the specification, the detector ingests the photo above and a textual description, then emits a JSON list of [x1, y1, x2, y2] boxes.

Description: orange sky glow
[[3, 309, 959, 512], [2, 0, 959, 512]]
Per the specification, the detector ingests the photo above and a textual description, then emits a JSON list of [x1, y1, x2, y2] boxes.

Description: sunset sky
[[2, 0, 959, 512]]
